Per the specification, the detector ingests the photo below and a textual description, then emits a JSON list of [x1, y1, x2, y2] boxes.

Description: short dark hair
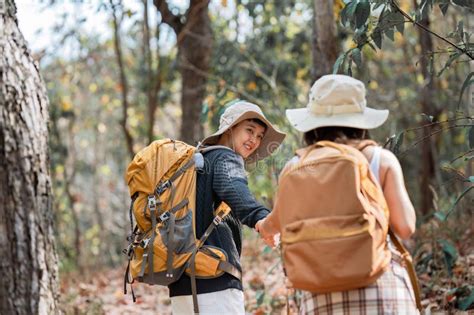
[[303, 126, 369, 146], [247, 118, 267, 131]]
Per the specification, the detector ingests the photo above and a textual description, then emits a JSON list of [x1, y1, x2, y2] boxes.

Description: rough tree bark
[[0, 0, 60, 314], [312, 0, 339, 81], [154, 0, 212, 145]]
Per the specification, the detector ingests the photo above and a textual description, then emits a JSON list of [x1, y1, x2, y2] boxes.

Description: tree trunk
[[0, 1, 60, 314], [417, 8, 438, 215], [110, 0, 135, 158], [155, 0, 212, 145], [312, 0, 339, 81], [143, 0, 162, 145]]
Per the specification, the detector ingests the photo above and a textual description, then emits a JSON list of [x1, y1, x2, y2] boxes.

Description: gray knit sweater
[[169, 148, 270, 297]]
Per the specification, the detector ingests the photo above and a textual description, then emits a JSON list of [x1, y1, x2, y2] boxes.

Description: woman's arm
[[212, 152, 270, 228], [380, 149, 416, 239]]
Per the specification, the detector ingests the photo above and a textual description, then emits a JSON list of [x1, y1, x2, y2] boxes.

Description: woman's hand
[[255, 218, 278, 247]]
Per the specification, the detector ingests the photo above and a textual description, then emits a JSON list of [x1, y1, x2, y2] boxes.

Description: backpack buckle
[[159, 211, 170, 223], [213, 216, 222, 226], [156, 180, 171, 195], [141, 238, 151, 249], [148, 195, 157, 210]]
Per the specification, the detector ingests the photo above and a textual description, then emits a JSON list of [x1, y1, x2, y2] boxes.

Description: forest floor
[[60, 225, 473, 315]]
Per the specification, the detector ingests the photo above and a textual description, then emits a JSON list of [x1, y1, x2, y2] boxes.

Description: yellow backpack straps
[[188, 201, 241, 314]]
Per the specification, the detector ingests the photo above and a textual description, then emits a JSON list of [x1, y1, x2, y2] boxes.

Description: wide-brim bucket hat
[[201, 100, 286, 162], [286, 74, 389, 132]]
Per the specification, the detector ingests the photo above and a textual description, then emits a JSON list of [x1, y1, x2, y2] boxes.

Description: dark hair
[[247, 118, 267, 131], [303, 126, 370, 146]]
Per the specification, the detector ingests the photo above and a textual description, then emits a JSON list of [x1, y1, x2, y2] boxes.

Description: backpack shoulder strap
[[388, 230, 423, 311], [198, 145, 234, 155], [356, 139, 378, 151]]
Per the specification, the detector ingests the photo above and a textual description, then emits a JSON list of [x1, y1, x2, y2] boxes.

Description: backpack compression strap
[[188, 204, 242, 314]]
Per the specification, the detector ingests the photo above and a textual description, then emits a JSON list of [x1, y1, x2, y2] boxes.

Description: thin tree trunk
[[312, 0, 339, 81], [65, 116, 83, 272], [143, 0, 162, 144], [110, 0, 135, 158], [416, 4, 438, 215], [0, 0, 60, 313], [155, 0, 212, 145]]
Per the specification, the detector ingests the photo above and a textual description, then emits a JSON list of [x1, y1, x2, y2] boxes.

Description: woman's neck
[[217, 133, 233, 150]]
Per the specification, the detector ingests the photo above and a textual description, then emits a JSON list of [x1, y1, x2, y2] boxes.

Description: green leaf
[[437, 51, 462, 77], [445, 186, 474, 219], [439, 2, 449, 15], [452, 0, 474, 10], [371, 27, 383, 49], [458, 72, 474, 109], [333, 53, 347, 74], [348, 1, 358, 17], [393, 131, 404, 155], [352, 48, 362, 68], [373, 1, 385, 10], [262, 245, 272, 255], [468, 176, 474, 183], [458, 287, 474, 311], [438, 239, 458, 276], [385, 28, 395, 41], [469, 126, 474, 149], [355, 0, 371, 29], [434, 211, 447, 221], [394, 11, 405, 34], [256, 290, 265, 306]]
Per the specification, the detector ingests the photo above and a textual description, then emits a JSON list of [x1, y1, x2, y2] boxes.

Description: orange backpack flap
[[277, 141, 391, 293]]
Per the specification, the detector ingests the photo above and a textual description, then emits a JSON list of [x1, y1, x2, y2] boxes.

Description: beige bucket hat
[[201, 100, 286, 162], [286, 74, 389, 132]]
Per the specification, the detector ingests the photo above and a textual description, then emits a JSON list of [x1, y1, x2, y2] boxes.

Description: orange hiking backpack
[[122, 139, 240, 310], [275, 140, 391, 293]]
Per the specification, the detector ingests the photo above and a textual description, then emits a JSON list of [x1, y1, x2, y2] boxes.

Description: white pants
[[170, 288, 245, 315]]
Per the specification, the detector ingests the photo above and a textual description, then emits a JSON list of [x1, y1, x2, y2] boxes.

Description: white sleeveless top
[[369, 146, 382, 184]]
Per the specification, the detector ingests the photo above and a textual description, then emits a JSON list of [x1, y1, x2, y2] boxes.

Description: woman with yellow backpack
[[257, 75, 420, 314], [169, 100, 285, 314]]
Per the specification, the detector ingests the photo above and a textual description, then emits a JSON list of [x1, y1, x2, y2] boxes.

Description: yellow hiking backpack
[[122, 139, 241, 309]]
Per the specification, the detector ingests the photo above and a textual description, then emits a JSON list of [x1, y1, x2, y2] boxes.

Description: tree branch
[[153, 0, 183, 34], [390, 0, 474, 60]]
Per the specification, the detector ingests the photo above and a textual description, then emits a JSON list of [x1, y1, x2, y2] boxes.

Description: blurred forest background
[[1, 0, 473, 314]]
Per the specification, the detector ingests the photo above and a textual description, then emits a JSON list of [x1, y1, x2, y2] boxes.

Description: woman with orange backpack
[[256, 75, 420, 314]]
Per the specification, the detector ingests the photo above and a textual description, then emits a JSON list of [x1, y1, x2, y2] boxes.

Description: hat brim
[[201, 111, 286, 162], [286, 107, 389, 132]]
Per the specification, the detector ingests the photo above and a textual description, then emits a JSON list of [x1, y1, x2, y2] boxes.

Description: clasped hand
[[255, 218, 280, 248]]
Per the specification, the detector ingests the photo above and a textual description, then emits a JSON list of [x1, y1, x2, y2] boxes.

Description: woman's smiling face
[[229, 120, 266, 159]]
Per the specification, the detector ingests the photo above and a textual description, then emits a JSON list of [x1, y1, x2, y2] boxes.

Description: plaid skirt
[[298, 258, 419, 315]]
